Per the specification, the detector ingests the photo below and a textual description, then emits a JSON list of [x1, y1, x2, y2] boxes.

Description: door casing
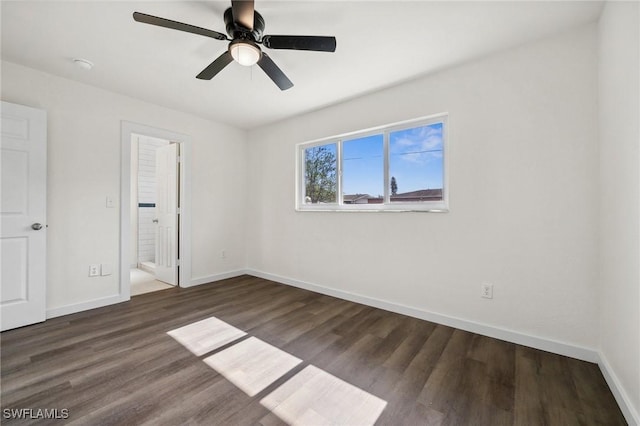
[[120, 122, 192, 300]]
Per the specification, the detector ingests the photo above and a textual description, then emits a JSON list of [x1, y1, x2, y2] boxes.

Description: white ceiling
[[1, 1, 603, 130]]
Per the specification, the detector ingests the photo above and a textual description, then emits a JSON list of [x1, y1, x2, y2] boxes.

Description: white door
[[154, 143, 178, 285], [1, 101, 47, 331]]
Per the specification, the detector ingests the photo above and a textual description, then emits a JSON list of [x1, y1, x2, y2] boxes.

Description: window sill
[[296, 204, 449, 213]]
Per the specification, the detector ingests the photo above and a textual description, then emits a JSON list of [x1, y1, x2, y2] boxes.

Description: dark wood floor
[[1, 275, 626, 425]]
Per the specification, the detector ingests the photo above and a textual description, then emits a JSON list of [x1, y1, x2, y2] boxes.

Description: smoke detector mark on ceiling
[[73, 58, 94, 70]]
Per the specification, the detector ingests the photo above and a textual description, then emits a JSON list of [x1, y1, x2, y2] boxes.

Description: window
[[389, 123, 444, 204], [343, 134, 384, 202], [302, 143, 337, 204], [297, 114, 448, 212]]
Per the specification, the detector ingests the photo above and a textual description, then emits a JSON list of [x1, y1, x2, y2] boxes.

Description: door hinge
[[177, 207, 181, 214], [177, 259, 180, 266], [177, 155, 182, 164]]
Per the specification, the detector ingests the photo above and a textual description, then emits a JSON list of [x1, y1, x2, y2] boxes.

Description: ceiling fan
[[133, 0, 337, 91]]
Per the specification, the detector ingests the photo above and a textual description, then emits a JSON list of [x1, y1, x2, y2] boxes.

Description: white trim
[[246, 269, 598, 363], [187, 270, 249, 288], [120, 121, 193, 300], [598, 352, 640, 426], [46, 294, 122, 319], [293, 206, 450, 213], [336, 139, 343, 205], [383, 131, 390, 203]]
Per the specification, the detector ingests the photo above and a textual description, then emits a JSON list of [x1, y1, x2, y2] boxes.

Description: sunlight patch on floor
[[168, 315, 387, 424], [167, 316, 246, 356], [203, 336, 302, 397], [261, 365, 387, 426]]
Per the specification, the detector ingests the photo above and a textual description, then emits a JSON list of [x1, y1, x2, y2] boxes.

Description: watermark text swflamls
[[3, 408, 69, 420]]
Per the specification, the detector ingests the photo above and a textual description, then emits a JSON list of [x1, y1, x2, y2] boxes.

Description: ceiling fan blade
[[231, 0, 254, 30], [258, 53, 293, 91], [133, 12, 227, 41], [196, 51, 234, 80], [262, 35, 336, 52]]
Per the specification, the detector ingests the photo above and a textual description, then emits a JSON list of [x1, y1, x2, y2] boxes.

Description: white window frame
[[296, 113, 449, 212]]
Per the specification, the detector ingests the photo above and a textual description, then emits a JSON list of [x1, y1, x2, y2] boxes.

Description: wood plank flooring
[[0, 275, 626, 425]]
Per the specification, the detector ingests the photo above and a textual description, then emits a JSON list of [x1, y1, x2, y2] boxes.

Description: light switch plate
[[101, 263, 112, 276]]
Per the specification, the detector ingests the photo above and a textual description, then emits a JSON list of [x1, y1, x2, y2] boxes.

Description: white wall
[[598, 2, 640, 423], [247, 25, 600, 350], [1, 60, 248, 312]]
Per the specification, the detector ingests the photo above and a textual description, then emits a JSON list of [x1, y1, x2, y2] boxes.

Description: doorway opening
[[120, 122, 192, 301], [130, 134, 178, 295]]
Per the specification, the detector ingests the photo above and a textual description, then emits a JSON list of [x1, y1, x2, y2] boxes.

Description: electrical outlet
[[481, 283, 493, 299], [89, 264, 100, 277]]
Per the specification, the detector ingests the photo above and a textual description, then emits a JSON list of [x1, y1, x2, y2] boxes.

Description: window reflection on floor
[[204, 336, 302, 397], [167, 316, 246, 356], [262, 365, 387, 426], [167, 316, 387, 425]]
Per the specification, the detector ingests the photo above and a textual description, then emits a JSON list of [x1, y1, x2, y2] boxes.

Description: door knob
[[32, 223, 43, 230], [152, 219, 159, 223]]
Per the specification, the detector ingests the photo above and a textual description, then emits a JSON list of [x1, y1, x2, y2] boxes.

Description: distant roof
[[393, 189, 442, 198], [343, 194, 371, 202], [343, 189, 443, 203]]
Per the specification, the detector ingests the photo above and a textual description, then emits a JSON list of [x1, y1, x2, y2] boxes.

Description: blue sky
[[342, 123, 443, 196], [343, 134, 384, 196]]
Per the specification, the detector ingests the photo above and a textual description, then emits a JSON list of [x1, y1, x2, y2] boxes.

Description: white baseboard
[[46, 294, 123, 319], [598, 352, 640, 426], [246, 269, 598, 363], [45, 269, 248, 318], [187, 269, 248, 288]]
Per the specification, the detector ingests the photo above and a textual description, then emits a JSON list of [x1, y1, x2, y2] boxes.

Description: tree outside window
[[304, 144, 337, 203]]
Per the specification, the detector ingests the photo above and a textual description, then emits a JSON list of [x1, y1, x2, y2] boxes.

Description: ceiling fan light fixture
[[133, 3, 336, 90], [229, 39, 261, 66]]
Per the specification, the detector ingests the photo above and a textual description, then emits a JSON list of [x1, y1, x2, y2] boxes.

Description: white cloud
[[390, 124, 443, 163]]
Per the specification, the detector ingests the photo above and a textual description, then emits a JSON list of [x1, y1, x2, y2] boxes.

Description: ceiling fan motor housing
[[224, 7, 265, 41]]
